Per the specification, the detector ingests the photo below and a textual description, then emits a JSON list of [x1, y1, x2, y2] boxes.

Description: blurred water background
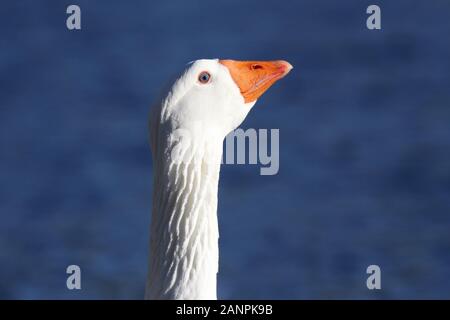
[[0, 0, 449, 299]]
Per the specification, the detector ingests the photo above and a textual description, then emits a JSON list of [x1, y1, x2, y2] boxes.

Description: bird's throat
[[145, 137, 222, 299]]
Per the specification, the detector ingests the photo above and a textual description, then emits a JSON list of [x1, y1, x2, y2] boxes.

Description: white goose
[[145, 59, 292, 299]]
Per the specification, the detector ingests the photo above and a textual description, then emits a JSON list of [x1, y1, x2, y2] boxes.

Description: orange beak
[[219, 59, 293, 103]]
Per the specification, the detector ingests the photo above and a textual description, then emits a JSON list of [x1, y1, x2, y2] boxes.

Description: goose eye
[[198, 71, 211, 84]]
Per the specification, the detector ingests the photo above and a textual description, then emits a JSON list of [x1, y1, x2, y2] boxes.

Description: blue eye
[[198, 71, 211, 84]]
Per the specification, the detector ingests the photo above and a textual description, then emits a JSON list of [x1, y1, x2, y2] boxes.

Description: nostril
[[251, 64, 263, 70]]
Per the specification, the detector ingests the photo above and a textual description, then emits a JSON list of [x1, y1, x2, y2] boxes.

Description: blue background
[[1, 0, 449, 299]]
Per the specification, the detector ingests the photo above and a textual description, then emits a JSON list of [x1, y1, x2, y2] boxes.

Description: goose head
[[155, 59, 293, 151]]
